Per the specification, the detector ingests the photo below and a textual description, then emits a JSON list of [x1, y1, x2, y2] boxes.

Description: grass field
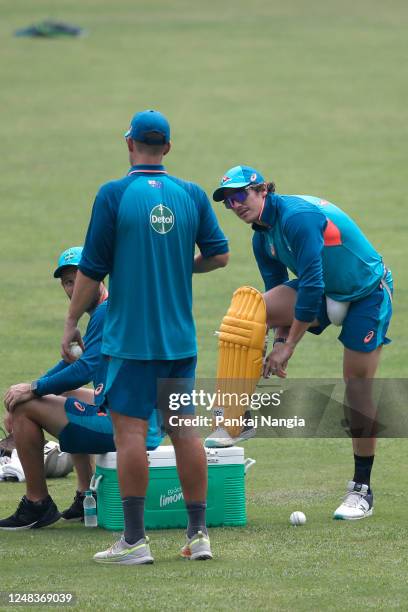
[[1, 1, 407, 610]]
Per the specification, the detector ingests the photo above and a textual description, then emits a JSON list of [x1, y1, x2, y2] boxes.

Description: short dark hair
[[251, 182, 276, 193], [133, 131, 168, 155]]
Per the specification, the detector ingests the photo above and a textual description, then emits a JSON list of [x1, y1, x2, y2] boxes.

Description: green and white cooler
[[91, 446, 255, 530]]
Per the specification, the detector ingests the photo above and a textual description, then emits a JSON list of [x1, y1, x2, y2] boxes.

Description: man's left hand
[[4, 383, 34, 413], [263, 343, 295, 379]]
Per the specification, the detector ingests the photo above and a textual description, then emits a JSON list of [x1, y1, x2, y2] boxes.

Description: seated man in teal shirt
[[1, 246, 163, 530]]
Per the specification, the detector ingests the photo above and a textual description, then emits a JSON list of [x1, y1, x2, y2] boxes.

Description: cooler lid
[[147, 445, 176, 459], [205, 446, 244, 458], [205, 446, 244, 463], [95, 445, 245, 469], [147, 445, 245, 458]]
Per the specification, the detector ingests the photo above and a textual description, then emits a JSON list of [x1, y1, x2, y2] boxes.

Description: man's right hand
[[61, 318, 85, 363], [4, 383, 34, 412]]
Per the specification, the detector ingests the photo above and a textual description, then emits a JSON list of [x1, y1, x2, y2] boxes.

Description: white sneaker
[[1, 449, 25, 482], [205, 425, 256, 448], [93, 535, 154, 565], [0, 455, 12, 481], [333, 481, 373, 520], [205, 427, 235, 448], [181, 530, 213, 561]]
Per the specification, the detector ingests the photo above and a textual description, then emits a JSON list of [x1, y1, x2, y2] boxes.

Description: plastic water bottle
[[83, 490, 97, 527]]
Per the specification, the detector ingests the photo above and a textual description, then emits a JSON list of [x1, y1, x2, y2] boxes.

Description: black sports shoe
[[61, 490, 96, 522], [0, 495, 61, 530]]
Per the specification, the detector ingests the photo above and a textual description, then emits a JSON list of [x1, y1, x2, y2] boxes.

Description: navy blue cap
[[125, 110, 170, 144]]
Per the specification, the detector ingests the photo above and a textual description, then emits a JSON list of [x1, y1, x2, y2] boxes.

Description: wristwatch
[[30, 380, 40, 397], [273, 337, 286, 346]]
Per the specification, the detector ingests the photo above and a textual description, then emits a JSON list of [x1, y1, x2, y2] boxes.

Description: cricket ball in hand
[[69, 342, 83, 359], [290, 511, 306, 526]]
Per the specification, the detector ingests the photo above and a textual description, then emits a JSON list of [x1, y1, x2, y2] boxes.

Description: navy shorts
[[104, 356, 197, 420], [59, 398, 115, 454], [285, 269, 393, 352]]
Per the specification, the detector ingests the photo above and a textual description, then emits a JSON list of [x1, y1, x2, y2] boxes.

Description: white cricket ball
[[69, 342, 83, 359], [290, 511, 306, 526]]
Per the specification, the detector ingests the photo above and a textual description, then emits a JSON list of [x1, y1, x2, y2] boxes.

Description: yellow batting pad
[[214, 286, 267, 437]]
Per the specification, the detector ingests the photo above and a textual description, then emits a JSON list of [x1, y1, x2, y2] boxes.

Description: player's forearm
[[273, 326, 290, 340], [193, 252, 229, 273], [36, 358, 95, 397], [286, 319, 311, 348], [67, 270, 100, 323], [43, 359, 67, 378]]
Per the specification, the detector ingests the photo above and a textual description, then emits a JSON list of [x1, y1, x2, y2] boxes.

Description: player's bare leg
[[343, 346, 382, 456], [61, 388, 95, 493], [263, 284, 321, 330], [168, 428, 207, 502], [60, 453, 96, 522], [333, 346, 382, 520], [263, 285, 297, 328], [167, 418, 211, 560], [93, 411, 154, 565], [110, 412, 149, 497], [101, 411, 210, 563], [0, 397, 67, 530], [11, 396, 68, 501], [70, 454, 94, 491]]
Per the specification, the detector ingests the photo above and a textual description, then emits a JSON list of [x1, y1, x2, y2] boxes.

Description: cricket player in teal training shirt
[[1, 246, 163, 530], [62, 110, 229, 564], [212, 165, 393, 521]]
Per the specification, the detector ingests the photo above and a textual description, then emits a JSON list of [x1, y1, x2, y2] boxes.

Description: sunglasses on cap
[[223, 188, 250, 210]]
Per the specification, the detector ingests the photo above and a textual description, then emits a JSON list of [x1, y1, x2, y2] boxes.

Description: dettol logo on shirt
[[150, 204, 175, 234]]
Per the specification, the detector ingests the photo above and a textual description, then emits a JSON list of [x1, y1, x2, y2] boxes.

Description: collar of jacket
[[252, 193, 278, 231], [128, 164, 167, 175]]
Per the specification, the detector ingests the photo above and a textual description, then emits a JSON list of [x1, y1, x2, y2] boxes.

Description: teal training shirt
[[79, 165, 228, 359], [295, 195, 384, 300], [253, 194, 384, 321]]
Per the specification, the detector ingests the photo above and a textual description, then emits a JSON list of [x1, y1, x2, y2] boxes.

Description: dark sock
[[353, 454, 374, 488], [186, 502, 207, 538], [122, 496, 145, 545]]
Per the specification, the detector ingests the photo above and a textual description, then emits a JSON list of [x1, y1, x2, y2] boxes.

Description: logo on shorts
[[74, 401, 85, 412], [364, 330, 375, 344], [150, 204, 174, 234], [94, 383, 104, 396]]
